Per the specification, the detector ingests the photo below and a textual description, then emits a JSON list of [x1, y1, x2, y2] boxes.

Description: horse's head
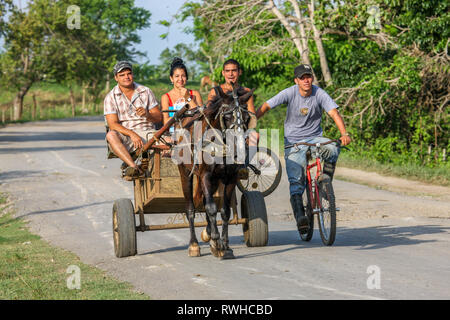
[[206, 82, 254, 134]]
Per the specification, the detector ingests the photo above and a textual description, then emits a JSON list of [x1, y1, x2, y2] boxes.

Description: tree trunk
[[268, 0, 320, 84], [288, 0, 312, 66], [267, 1, 311, 65], [13, 84, 31, 121], [69, 87, 76, 117], [82, 82, 87, 113], [309, 0, 332, 86], [32, 93, 38, 120]]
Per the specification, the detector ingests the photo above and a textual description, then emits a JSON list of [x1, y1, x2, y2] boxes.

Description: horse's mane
[[203, 95, 224, 119], [203, 85, 248, 119]]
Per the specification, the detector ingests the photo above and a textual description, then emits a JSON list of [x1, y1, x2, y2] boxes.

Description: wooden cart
[[111, 106, 269, 258]]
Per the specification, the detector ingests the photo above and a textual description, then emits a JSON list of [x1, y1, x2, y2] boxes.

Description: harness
[[164, 85, 255, 176]]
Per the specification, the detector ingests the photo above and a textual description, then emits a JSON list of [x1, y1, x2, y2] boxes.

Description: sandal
[[123, 165, 144, 177]]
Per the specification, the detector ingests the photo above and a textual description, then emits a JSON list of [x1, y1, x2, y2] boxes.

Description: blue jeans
[[284, 137, 340, 196]]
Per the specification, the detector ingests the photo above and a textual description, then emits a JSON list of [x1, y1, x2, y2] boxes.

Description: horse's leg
[[194, 176, 211, 242], [179, 166, 200, 257], [200, 173, 221, 257], [219, 182, 236, 259]]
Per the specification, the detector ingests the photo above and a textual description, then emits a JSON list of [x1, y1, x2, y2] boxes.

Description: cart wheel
[[241, 191, 268, 247], [112, 198, 137, 258], [201, 228, 211, 242]]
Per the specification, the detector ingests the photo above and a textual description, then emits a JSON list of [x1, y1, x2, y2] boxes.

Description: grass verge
[[337, 151, 450, 187], [0, 193, 149, 300]]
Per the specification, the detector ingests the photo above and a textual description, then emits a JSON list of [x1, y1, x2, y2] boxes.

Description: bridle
[[213, 86, 255, 136]]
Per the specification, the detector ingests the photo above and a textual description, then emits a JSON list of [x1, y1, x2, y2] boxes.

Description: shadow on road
[[0, 131, 105, 143], [0, 170, 44, 181], [16, 201, 112, 218], [334, 224, 449, 250], [0, 145, 103, 154], [137, 223, 450, 259]]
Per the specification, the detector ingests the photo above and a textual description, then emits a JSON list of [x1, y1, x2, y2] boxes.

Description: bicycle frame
[[285, 138, 342, 245], [305, 148, 324, 215]]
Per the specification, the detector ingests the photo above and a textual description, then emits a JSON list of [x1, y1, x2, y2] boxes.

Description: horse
[[200, 75, 218, 92], [175, 83, 254, 259]]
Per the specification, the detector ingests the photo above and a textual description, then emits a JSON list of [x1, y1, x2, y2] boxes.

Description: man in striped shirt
[[104, 61, 163, 175]]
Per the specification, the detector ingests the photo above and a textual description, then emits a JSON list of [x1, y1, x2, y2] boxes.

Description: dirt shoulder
[[335, 166, 450, 201]]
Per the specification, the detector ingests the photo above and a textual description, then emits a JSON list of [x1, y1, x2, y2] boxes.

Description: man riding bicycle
[[256, 64, 351, 237]]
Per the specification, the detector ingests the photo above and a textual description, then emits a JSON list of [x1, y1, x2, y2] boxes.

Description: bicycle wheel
[[237, 147, 282, 197], [317, 180, 336, 246], [300, 187, 314, 241]]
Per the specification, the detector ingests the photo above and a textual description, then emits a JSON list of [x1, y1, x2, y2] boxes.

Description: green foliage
[[81, 0, 151, 61], [0, 0, 152, 120]]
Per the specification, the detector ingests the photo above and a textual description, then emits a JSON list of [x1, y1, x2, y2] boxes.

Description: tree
[[0, 0, 12, 35], [161, 1, 221, 77], [0, 0, 151, 120], [0, 1, 56, 120], [189, 0, 334, 86], [81, 0, 151, 62], [315, 0, 449, 166]]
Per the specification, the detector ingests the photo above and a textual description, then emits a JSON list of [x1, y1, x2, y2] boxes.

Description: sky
[[134, 0, 197, 64]]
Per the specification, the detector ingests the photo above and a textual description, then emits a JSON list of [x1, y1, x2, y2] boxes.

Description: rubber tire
[[241, 191, 269, 247], [317, 181, 336, 246], [113, 198, 137, 258], [237, 147, 282, 197], [300, 188, 314, 241]]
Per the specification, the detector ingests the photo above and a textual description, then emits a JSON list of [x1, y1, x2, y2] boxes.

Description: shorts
[[117, 129, 156, 153], [107, 129, 156, 159]]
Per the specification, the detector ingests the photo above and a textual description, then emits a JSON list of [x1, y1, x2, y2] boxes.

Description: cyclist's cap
[[294, 64, 313, 78], [113, 61, 133, 75]]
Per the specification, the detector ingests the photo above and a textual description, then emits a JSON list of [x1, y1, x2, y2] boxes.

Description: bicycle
[[236, 146, 282, 197], [284, 139, 341, 246]]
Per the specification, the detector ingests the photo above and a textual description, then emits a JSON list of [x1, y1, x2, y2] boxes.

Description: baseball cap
[[113, 61, 133, 75], [294, 64, 313, 78]]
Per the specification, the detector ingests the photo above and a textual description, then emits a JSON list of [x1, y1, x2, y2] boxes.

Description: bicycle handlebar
[[284, 139, 342, 149]]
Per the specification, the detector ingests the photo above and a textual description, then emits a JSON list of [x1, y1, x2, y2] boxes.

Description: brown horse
[[200, 75, 218, 92], [175, 83, 254, 259]]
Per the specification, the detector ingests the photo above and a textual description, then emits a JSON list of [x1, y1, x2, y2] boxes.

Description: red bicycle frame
[[305, 156, 323, 214]]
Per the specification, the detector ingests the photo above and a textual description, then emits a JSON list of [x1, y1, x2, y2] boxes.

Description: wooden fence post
[[32, 94, 37, 120]]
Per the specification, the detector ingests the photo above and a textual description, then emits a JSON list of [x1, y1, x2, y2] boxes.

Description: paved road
[[1, 117, 449, 300]]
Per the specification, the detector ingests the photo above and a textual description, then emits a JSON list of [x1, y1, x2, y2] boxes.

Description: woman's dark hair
[[170, 57, 188, 80]]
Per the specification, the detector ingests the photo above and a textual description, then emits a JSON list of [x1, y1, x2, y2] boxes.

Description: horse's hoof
[[188, 244, 201, 257], [201, 228, 211, 242], [210, 241, 220, 257], [220, 249, 235, 260]]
